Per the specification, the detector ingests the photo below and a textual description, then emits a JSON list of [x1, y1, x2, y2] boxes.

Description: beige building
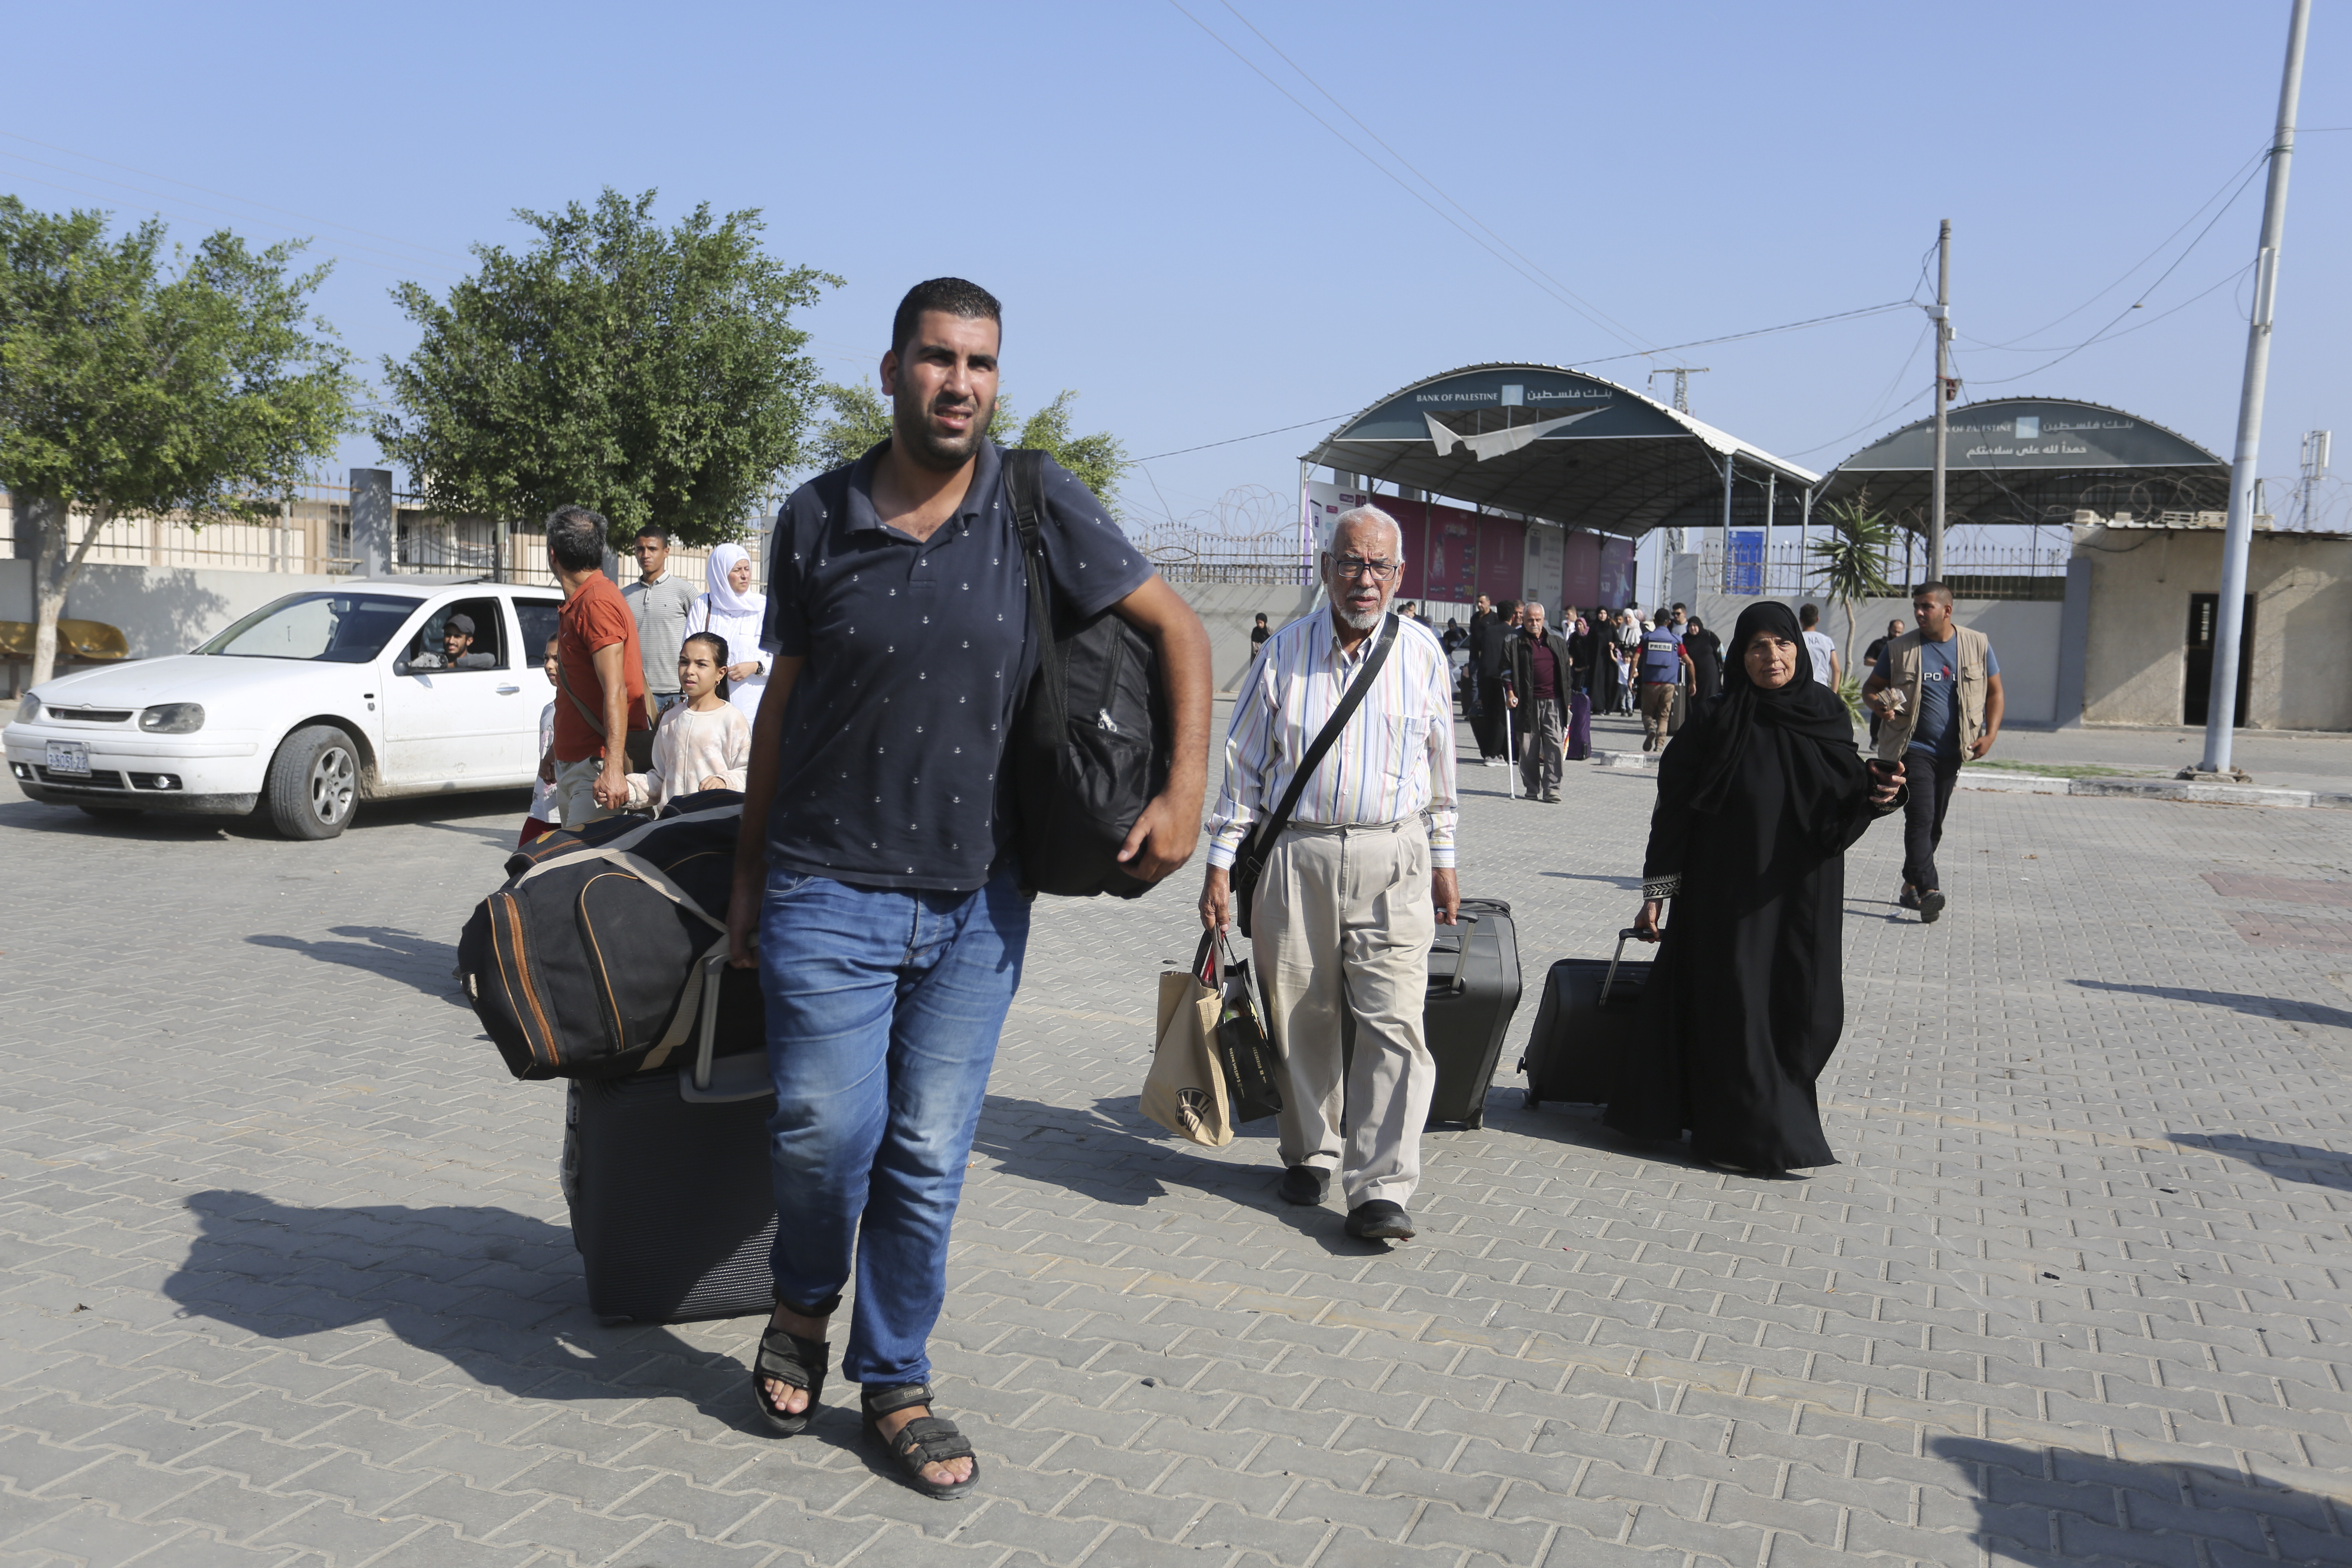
[[2071, 519, 2352, 731]]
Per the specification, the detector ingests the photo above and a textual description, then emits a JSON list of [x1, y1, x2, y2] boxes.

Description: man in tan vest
[[1861, 582, 2003, 923]]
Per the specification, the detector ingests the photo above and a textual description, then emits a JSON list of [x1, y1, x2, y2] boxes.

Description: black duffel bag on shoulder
[[795, 445, 1172, 900], [1002, 448, 1171, 899], [457, 791, 765, 1080]]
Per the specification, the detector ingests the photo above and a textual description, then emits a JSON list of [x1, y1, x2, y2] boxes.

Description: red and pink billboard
[[1561, 530, 1600, 611], [1476, 514, 1524, 605], [1598, 536, 1637, 607]]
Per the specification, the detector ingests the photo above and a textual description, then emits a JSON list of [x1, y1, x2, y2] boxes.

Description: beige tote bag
[[1143, 959, 1234, 1147]]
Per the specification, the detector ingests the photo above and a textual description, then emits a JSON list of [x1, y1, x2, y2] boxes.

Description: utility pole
[[1649, 367, 1709, 559], [1929, 219, 1952, 582], [1646, 365, 1709, 414], [2196, 0, 2309, 780]]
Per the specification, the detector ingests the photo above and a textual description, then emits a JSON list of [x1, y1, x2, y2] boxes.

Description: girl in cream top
[[626, 632, 752, 810]]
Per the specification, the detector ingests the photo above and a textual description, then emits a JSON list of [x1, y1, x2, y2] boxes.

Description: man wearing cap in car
[[408, 613, 495, 671]]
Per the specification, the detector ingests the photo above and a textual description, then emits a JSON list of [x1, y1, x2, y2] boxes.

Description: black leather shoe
[[1279, 1165, 1329, 1205], [1918, 889, 1946, 924], [1345, 1200, 1415, 1240]]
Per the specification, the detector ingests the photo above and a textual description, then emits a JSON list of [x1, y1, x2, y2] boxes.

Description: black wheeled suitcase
[[1421, 897, 1523, 1129], [563, 955, 780, 1323], [1521, 928, 1651, 1109]]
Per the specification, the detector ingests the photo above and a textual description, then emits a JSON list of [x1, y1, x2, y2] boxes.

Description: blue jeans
[[758, 865, 1031, 1387]]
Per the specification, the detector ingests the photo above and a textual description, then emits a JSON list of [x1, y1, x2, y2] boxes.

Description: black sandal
[[862, 1382, 980, 1500], [749, 1322, 829, 1436]]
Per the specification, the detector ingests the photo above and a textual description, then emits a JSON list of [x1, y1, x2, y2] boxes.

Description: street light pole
[[2197, 0, 2310, 778], [1929, 219, 1951, 582]]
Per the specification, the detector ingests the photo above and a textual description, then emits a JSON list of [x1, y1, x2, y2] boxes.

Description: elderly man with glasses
[[1199, 506, 1460, 1242]]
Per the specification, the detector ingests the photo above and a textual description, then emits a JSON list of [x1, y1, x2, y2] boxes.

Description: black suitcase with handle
[[1520, 928, 1651, 1109], [562, 955, 780, 1323], [1420, 897, 1522, 1129]]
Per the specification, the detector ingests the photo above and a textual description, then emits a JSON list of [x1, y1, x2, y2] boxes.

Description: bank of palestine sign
[[1333, 367, 1686, 456], [1838, 399, 2221, 473]]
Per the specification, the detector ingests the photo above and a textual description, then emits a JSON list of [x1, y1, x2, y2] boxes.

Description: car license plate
[[45, 740, 89, 776]]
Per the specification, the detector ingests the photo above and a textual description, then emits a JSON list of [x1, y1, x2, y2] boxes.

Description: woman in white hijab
[[688, 542, 770, 724]]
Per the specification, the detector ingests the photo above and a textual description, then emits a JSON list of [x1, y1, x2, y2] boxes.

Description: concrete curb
[[1580, 749, 2350, 809]]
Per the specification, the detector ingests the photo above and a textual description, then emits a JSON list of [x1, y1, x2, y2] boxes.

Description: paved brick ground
[[2, 715, 2348, 1568]]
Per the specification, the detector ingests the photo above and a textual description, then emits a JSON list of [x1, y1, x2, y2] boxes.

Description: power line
[[1965, 160, 2268, 387], [1211, 0, 1653, 351], [1578, 300, 1915, 366], [1784, 326, 1937, 458], [1962, 145, 2267, 351], [1161, 0, 1652, 353], [1131, 415, 1351, 463]]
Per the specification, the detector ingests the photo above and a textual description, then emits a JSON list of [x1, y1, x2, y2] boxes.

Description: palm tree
[[1807, 497, 1898, 724]]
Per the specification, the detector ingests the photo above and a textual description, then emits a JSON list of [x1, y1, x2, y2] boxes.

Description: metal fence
[[0, 484, 764, 594], [1696, 541, 2069, 601], [1133, 523, 1308, 586]]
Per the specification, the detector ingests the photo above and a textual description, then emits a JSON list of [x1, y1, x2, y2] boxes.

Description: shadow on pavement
[[1922, 1434, 2346, 1565], [2069, 978, 2352, 1032], [244, 925, 472, 1007], [971, 1095, 1382, 1256], [2163, 1132, 2351, 1191], [162, 1189, 771, 1426]]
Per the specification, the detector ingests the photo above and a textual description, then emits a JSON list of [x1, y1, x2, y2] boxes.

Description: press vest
[[1874, 625, 1991, 762]]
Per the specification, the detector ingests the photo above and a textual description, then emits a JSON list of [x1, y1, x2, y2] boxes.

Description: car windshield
[[195, 592, 428, 663]]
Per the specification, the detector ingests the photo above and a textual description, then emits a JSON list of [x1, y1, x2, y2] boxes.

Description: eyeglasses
[[1332, 556, 1400, 581]]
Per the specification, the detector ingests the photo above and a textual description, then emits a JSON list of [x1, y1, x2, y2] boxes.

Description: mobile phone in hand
[[1868, 758, 1900, 784]]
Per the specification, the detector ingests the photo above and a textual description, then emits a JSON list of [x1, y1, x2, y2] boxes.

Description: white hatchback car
[[4, 582, 566, 839]]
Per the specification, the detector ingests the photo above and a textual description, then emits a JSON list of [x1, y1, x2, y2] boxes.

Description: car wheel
[[77, 805, 144, 822], [267, 724, 359, 840]]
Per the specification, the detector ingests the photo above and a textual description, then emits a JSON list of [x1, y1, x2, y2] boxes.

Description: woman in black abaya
[[1606, 602, 1904, 1174]]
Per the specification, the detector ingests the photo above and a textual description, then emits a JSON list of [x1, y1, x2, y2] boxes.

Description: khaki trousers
[[1639, 682, 1676, 749], [1251, 819, 1437, 1207], [552, 757, 622, 829]]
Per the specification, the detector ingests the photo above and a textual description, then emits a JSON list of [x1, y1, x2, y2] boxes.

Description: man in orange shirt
[[543, 505, 649, 827]]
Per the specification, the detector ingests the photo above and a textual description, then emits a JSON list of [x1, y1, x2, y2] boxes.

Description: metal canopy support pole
[[2200, 0, 2310, 777], [1762, 472, 1777, 599], [1801, 486, 1815, 598], [1297, 458, 1312, 582], [1930, 218, 1951, 581], [1719, 454, 1736, 592]]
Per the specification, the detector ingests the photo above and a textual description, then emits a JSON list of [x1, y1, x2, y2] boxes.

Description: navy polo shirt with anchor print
[[759, 439, 1152, 892]]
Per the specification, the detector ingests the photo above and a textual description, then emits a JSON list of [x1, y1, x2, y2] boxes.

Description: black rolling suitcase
[[1421, 897, 1523, 1128], [563, 955, 780, 1323], [1521, 927, 1651, 1109]]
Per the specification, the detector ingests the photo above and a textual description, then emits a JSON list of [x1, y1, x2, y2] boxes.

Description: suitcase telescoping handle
[[691, 948, 728, 1091], [1428, 911, 1482, 998], [1600, 927, 1640, 1006]]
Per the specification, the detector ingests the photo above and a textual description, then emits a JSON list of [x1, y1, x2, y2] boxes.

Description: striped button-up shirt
[[1206, 610, 1459, 869]]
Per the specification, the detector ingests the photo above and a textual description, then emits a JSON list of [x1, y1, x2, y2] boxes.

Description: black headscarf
[[1682, 601, 1859, 819]]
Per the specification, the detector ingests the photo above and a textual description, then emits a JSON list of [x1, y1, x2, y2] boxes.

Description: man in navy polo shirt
[[724, 278, 1211, 1497]]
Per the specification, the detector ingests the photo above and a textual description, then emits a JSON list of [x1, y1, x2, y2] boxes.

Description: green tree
[[374, 189, 837, 559], [1807, 495, 1899, 722], [811, 379, 1131, 519], [0, 197, 356, 686], [809, 377, 892, 474]]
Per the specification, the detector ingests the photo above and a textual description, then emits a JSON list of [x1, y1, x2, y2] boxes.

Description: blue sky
[[7, 0, 2344, 573]]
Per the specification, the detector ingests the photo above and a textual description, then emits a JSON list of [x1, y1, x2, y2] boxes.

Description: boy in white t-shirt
[[1797, 602, 1841, 687], [520, 639, 561, 848]]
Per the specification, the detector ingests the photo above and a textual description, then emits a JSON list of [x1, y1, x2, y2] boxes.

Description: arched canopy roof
[[1818, 396, 2228, 531], [1302, 363, 1820, 537]]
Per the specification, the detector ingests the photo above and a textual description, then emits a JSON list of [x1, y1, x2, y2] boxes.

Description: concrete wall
[[1171, 581, 1325, 691], [1, 559, 350, 659], [1687, 588, 2065, 727], [2077, 525, 2352, 731]]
